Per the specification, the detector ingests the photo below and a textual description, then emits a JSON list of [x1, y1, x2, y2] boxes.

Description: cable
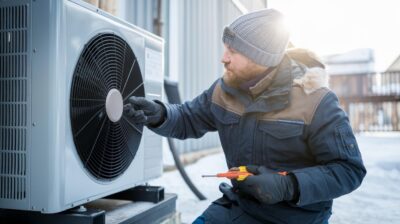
[[167, 138, 207, 200], [164, 79, 207, 200]]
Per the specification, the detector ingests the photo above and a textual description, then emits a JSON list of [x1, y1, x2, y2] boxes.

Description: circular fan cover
[[70, 33, 145, 181]]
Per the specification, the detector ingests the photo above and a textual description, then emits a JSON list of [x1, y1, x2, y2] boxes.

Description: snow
[[149, 133, 400, 224], [149, 153, 227, 223], [330, 133, 400, 224]]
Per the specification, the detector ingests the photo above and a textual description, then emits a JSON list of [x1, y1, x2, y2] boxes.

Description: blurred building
[[386, 55, 400, 72], [324, 49, 400, 132], [85, 0, 268, 153], [324, 48, 375, 75]]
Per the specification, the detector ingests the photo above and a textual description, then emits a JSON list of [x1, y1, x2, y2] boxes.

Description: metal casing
[[0, 0, 163, 213]]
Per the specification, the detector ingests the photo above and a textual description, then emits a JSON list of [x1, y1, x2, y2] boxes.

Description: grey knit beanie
[[222, 8, 290, 67]]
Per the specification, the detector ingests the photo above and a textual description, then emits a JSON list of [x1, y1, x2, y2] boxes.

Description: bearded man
[[125, 8, 366, 224]]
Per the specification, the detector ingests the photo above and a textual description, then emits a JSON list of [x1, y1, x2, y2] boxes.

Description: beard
[[222, 69, 251, 89]]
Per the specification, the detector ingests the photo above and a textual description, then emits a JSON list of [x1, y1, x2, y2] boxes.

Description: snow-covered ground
[[150, 133, 400, 224]]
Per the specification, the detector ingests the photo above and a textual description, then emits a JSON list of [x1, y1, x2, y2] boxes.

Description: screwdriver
[[202, 166, 253, 181], [202, 166, 289, 181]]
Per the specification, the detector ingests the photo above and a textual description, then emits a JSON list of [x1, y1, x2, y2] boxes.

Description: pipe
[[167, 138, 207, 200]]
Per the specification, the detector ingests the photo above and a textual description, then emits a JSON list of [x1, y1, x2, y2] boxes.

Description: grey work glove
[[236, 165, 298, 204], [219, 182, 238, 202], [124, 96, 166, 127]]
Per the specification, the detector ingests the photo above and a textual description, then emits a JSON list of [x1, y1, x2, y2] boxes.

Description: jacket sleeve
[[291, 91, 367, 206], [149, 81, 218, 139]]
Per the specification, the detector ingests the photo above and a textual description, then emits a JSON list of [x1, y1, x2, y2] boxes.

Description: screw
[[32, 122, 36, 126], [33, 48, 37, 53]]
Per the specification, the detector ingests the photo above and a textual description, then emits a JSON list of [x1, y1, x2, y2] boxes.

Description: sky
[[268, 0, 400, 71]]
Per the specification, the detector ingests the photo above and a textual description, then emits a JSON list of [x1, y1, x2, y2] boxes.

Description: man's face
[[221, 44, 267, 87]]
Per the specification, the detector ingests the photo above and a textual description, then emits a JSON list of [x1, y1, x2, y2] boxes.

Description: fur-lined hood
[[293, 67, 329, 94], [287, 48, 330, 95]]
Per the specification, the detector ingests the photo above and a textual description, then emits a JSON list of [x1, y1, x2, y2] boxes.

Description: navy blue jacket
[[152, 56, 366, 223]]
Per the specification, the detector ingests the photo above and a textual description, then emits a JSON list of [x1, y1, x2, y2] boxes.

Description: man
[[125, 8, 366, 224]]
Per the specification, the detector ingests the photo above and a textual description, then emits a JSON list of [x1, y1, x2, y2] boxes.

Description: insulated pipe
[[167, 138, 207, 200]]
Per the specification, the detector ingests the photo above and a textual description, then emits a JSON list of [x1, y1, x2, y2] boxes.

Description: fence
[[330, 72, 400, 132]]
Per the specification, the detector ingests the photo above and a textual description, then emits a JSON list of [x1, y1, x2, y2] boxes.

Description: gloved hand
[[236, 165, 298, 204], [124, 96, 166, 127], [219, 182, 238, 202]]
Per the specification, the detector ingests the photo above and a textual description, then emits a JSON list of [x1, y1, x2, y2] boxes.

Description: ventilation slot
[[0, 4, 28, 200], [0, 128, 26, 152], [0, 55, 28, 78], [0, 120, 28, 202], [0, 79, 27, 102]]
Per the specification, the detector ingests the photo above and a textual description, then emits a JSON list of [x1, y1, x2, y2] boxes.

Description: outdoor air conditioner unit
[[0, 0, 164, 213]]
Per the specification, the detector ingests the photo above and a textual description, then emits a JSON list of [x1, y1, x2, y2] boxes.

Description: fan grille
[[70, 33, 144, 181]]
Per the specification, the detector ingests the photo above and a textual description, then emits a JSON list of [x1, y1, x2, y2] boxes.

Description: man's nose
[[221, 51, 230, 64]]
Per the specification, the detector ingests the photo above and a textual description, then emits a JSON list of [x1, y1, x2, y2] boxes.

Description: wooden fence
[[330, 72, 400, 132]]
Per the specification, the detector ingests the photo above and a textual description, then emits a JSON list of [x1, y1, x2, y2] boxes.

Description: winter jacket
[[151, 55, 366, 224]]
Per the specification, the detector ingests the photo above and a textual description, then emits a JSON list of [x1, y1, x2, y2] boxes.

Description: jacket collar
[[220, 55, 303, 114], [248, 67, 278, 96], [239, 66, 276, 93]]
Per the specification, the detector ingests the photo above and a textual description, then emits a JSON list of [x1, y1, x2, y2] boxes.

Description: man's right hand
[[124, 96, 166, 127], [236, 165, 298, 204]]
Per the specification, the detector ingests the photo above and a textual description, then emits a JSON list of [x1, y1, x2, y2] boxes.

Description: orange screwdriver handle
[[204, 167, 288, 181], [217, 166, 253, 181], [216, 171, 253, 181], [216, 171, 287, 179]]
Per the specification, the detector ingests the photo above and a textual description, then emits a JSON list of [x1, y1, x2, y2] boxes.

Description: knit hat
[[222, 8, 290, 67]]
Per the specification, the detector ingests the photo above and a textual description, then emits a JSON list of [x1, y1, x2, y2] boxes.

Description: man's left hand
[[236, 165, 298, 204]]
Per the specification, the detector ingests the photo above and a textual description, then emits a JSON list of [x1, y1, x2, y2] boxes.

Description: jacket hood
[[293, 67, 329, 94]]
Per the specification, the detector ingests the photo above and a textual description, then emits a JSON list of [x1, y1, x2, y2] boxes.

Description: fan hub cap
[[105, 89, 123, 122]]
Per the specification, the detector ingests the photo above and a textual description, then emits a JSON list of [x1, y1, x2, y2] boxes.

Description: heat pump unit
[[0, 0, 164, 213]]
